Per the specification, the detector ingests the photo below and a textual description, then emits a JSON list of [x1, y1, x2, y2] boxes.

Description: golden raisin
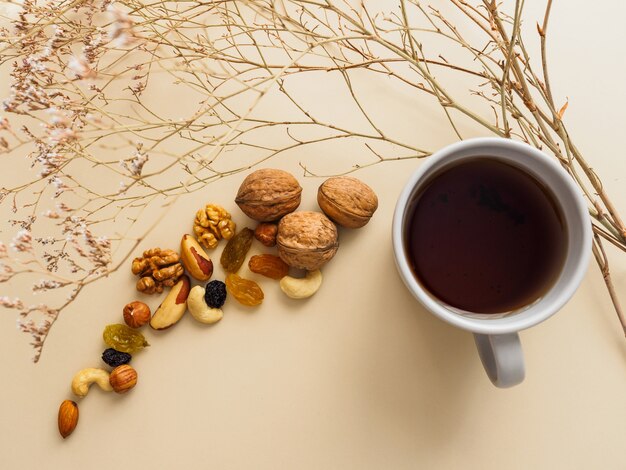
[[220, 228, 254, 273], [248, 254, 289, 280], [225, 273, 264, 306], [103, 324, 149, 353]]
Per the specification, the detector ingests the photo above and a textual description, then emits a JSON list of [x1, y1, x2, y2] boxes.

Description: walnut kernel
[[131, 248, 184, 294], [193, 204, 236, 249]]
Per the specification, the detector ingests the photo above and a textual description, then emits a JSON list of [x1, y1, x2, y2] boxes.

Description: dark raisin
[[102, 348, 132, 367], [204, 280, 227, 308]]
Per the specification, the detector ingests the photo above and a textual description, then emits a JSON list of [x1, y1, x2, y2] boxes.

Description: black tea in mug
[[405, 158, 567, 314]]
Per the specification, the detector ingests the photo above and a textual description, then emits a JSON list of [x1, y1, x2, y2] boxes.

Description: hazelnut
[[277, 211, 339, 270], [235, 169, 302, 222], [123, 301, 151, 328], [254, 223, 278, 247], [109, 365, 138, 394], [317, 176, 378, 228]]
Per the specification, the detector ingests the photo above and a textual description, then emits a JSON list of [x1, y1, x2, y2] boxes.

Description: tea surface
[[406, 158, 566, 313]]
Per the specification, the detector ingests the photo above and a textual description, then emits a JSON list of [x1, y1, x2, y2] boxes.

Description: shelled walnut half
[[193, 204, 236, 249], [131, 248, 184, 294]]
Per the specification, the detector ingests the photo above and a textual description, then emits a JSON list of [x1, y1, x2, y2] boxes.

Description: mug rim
[[392, 137, 592, 335]]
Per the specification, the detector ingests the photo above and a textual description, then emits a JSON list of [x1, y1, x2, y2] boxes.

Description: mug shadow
[[351, 246, 486, 448]]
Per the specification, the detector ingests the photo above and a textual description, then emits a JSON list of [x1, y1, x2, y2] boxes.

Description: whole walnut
[[317, 176, 378, 228], [131, 248, 184, 294], [235, 169, 302, 222], [277, 211, 339, 271]]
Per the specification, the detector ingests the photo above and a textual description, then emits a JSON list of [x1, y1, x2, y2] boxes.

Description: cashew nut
[[279, 270, 322, 299], [187, 285, 223, 324], [71, 368, 113, 397]]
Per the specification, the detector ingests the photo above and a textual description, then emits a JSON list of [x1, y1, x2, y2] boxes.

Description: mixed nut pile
[[57, 169, 378, 439]]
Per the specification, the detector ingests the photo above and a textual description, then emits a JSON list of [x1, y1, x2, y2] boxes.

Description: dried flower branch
[[0, 0, 624, 362]]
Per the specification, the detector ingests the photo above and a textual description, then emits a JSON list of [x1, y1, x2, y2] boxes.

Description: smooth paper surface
[[1, 1, 625, 468]]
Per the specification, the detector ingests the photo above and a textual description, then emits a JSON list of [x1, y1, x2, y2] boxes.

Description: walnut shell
[[317, 176, 378, 228], [277, 211, 338, 270], [235, 169, 302, 222]]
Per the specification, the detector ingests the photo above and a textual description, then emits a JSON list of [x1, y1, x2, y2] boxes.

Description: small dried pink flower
[[68, 56, 96, 79], [11, 229, 32, 252], [0, 296, 24, 309]]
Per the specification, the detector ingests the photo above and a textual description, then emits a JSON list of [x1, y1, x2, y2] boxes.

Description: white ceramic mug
[[392, 137, 591, 387]]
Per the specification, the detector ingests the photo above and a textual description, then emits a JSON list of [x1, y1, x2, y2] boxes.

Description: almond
[[58, 400, 79, 439], [180, 234, 213, 281]]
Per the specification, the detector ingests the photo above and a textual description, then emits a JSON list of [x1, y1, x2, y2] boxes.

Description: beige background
[[1, 1, 626, 469]]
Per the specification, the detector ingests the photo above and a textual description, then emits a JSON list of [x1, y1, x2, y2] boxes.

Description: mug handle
[[474, 333, 525, 388]]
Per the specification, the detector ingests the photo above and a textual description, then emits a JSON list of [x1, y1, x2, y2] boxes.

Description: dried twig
[[0, 0, 624, 361]]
